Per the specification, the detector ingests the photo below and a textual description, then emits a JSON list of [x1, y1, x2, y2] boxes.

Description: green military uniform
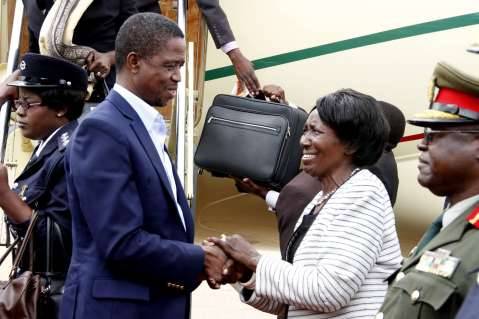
[[378, 201, 479, 319], [377, 61, 479, 319]]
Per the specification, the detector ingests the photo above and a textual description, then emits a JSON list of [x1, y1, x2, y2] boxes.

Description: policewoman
[[0, 53, 87, 315], [377, 61, 479, 319]]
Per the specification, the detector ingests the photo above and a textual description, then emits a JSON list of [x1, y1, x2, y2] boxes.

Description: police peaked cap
[[408, 61, 479, 127], [8, 53, 88, 91]]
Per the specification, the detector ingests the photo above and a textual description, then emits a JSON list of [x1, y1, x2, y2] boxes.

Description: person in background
[[0, 53, 88, 317], [212, 89, 402, 318], [138, 0, 260, 94], [236, 85, 406, 257], [377, 61, 479, 319], [60, 13, 227, 319], [22, 0, 137, 87]]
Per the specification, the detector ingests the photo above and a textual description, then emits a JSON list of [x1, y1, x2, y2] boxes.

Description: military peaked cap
[[8, 53, 88, 91], [408, 61, 479, 127]]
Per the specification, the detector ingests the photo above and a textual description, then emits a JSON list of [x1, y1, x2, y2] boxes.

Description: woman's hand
[[262, 84, 287, 104], [0, 164, 10, 196], [0, 70, 19, 105], [86, 50, 115, 78], [209, 234, 261, 272]]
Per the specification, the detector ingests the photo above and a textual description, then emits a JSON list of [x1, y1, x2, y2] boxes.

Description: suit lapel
[[402, 201, 479, 271], [106, 91, 178, 211]]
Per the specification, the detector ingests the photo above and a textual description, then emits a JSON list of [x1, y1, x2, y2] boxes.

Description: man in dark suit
[[60, 13, 226, 319], [138, 0, 260, 93]]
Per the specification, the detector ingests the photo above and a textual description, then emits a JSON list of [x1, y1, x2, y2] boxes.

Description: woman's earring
[[56, 113, 64, 117]]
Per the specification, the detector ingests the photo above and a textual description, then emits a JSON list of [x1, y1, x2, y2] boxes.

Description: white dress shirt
[[113, 84, 186, 230]]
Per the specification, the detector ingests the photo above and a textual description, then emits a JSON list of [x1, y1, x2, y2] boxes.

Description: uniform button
[[375, 312, 384, 319], [395, 272, 405, 282], [411, 290, 420, 303]]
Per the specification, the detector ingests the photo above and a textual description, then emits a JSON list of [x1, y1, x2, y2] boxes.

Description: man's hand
[[227, 48, 260, 95], [86, 50, 115, 79], [201, 242, 228, 289], [0, 70, 19, 105], [209, 234, 261, 272], [262, 84, 287, 104], [234, 178, 269, 199]]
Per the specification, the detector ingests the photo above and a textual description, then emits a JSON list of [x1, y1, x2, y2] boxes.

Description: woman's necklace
[[311, 168, 361, 214]]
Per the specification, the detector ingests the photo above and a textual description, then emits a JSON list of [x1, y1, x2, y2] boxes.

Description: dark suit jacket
[[139, 0, 236, 48], [275, 150, 399, 258], [196, 0, 235, 48], [60, 91, 204, 319]]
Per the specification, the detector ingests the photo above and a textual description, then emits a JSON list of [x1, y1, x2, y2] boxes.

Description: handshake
[[200, 234, 261, 289]]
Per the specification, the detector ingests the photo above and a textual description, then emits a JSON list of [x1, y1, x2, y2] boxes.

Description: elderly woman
[[212, 89, 402, 318], [0, 53, 87, 316]]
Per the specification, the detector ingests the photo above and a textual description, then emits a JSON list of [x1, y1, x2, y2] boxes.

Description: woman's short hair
[[316, 89, 390, 167], [29, 87, 86, 121]]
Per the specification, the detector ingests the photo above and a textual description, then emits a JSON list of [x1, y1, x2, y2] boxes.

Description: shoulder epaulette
[[466, 206, 479, 228], [57, 131, 70, 151]]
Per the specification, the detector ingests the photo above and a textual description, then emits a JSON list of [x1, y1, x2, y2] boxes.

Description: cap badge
[[19, 60, 26, 70]]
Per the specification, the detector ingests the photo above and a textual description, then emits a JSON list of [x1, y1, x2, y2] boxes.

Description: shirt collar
[[35, 125, 63, 157], [113, 83, 165, 133], [442, 194, 479, 230]]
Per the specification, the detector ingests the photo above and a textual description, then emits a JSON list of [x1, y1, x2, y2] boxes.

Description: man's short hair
[[115, 13, 184, 70], [316, 89, 390, 167]]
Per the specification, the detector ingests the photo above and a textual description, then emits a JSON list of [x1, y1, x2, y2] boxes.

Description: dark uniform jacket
[[9, 121, 78, 274], [378, 198, 479, 319]]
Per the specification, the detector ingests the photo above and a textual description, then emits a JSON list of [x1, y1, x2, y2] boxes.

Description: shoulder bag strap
[[9, 210, 39, 279]]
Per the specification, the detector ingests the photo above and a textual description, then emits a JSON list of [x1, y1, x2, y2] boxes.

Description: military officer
[[0, 53, 87, 290], [376, 61, 479, 319]]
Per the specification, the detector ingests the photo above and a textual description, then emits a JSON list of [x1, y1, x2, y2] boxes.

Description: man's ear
[[125, 52, 140, 74]]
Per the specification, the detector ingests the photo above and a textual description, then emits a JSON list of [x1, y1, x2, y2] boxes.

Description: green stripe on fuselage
[[205, 12, 479, 81]]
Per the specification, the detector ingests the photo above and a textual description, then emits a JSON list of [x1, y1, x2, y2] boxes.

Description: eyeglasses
[[12, 99, 42, 112], [422, 127, 479, 145]]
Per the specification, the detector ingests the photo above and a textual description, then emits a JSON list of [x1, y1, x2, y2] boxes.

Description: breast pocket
[[393, 271, 457, 314]]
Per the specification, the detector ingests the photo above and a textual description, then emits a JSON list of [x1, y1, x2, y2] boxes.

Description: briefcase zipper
[[207, 116, 279, 133]]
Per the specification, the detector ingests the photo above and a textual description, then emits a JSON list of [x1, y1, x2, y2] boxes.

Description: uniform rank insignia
[[60, 132, 70, 147], [466, 206, 479, 228], [416, 248, 460, 278]]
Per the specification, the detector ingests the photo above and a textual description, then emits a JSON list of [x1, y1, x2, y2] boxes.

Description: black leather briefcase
[[194, 94, 308, 190]]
